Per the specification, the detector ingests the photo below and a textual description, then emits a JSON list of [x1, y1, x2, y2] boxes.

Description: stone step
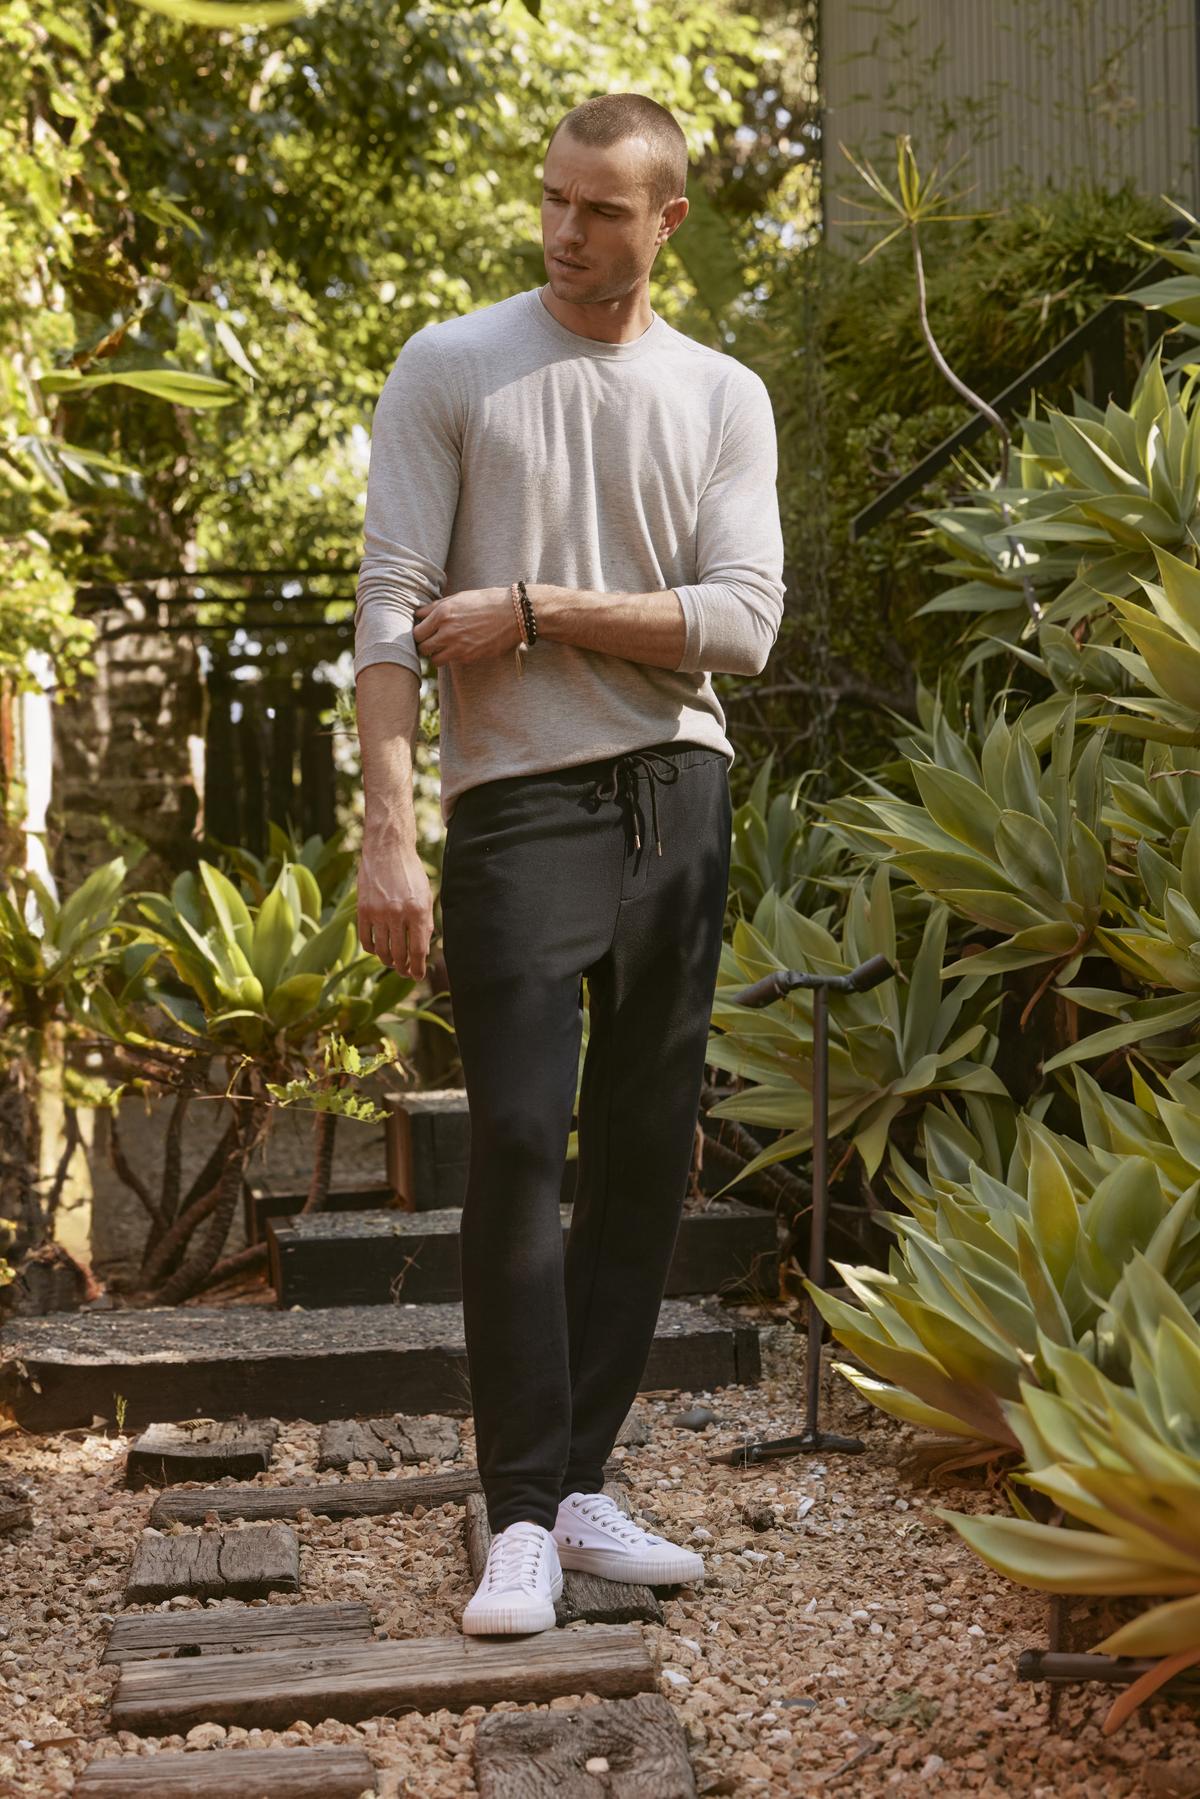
[[244, 1181, 399, 1248], [267, 1198, 778, 1309], [0, 1297, 762, 1431], [110, 1623, 658, 1733], [250, 1166, 579, 1237]]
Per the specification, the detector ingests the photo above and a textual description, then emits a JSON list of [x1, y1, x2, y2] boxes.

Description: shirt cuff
[[669, 584, 709, 674], [353, 640, 424, 682]]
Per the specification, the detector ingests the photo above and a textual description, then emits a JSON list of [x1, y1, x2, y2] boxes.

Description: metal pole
[[804, 982, 829, 1434], [711, 954, 894, 1465]]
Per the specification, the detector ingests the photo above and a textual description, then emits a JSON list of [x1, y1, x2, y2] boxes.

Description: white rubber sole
[[554, 1542, 706, 1585], [461, 1567, 563, 1636]]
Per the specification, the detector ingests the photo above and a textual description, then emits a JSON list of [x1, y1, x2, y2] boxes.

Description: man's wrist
[[363, 807, 418, 849], [524, 582, 571, 641]]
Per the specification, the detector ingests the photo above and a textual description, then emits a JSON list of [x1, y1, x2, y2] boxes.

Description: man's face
[[540, 130, 677, 301]]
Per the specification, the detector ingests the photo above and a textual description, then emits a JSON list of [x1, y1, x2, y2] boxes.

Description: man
[[353, 91, 785, 1636]]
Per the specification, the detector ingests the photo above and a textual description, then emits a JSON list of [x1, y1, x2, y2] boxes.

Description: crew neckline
[[526, 286, 664, 359]]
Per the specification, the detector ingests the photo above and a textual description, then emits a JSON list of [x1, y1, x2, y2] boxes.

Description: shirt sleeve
[[353, 326, 462, 682], [670, 368, 786, 678]]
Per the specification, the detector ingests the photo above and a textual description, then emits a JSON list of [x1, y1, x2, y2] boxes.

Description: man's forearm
[[356, 662, 421, 844], [527, 583, 686, 669]]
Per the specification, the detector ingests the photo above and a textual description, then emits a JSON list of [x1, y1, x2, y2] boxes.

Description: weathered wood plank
[[0, 1297, 756, 1430], [74, 1747, 377, 1797], [102, 1602, 373, 1665], [318, 1414, 461, 1472], [269, 1200, 777, 1309], [466, 1487, 663, 1627], [474, 1692, 695, 1798], [126, 1419, 278, 1489], [112, 1625, 659, 1732], [125, 1524, 300, 1603], [149, 1462, 625, 1528]]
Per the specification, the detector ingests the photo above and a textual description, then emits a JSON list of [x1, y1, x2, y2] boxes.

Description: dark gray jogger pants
[[439, 740, 732, 1533]]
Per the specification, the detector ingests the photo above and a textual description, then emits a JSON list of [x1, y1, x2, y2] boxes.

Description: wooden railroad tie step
[[244, 1179, 396, 1246], [314, 1400, 648, 1472], [125, 1418, 278, 1489], [268, 1200, 778, 1309], [103, 1602, 374, 1664], [319, 1412, 462, 1471], [110, 1623, 659, 1732], [466, 1484, 665, 1626], [0, 1297, 761, 1430], [474, 1691, 696, 1798], [125, 1523, 300, 1603], [149, 1463, 625, 1528], [74, 1746, 378, 1797]]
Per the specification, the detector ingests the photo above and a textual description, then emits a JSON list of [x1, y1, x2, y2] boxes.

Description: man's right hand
[[357, 834, 434, 981]]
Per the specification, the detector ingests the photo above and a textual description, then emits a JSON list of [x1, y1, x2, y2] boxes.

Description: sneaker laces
[[485, 1522, 550, 1591], [569, 1492, 665, 1546]]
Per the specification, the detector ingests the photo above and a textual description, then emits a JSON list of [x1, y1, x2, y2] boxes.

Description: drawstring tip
[[633, 829, 641, 850], [655, 838, 663, 856]]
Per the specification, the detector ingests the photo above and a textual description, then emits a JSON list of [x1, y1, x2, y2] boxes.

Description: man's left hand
[[412, 586, 523, 666]]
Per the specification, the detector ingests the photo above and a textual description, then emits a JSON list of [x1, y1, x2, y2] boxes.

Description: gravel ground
[[1, 1316, 1198, 1798]]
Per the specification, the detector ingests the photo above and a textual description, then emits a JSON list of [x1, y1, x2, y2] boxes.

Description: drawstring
[[590, 750, 681, 856]]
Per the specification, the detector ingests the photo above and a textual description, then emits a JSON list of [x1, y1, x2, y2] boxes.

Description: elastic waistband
[[456, 741, 724, 803]]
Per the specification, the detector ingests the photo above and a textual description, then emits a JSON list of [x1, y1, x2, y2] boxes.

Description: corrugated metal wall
[[822, 0, 1197, 246]]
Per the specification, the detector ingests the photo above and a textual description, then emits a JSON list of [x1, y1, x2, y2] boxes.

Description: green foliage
[[735, 182, 1167, 786], [727, 755, 842, 919], [745, 162, 1200, 1714], [2, 0, 801, 713]]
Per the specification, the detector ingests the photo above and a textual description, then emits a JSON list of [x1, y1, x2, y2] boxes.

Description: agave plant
[[813, 1115, 1200, 1459], [1123, 199, 1200, 365], [1083, 545, 1200, 748], [91, 857, 442, 1303], [941, 1257, 1200, 1731], [208, 821, 356, 910], [917, 343, 1200, 655], [728, 755, 844, 919], [707, 863, 1006, 1183], [825, 695, 1112, 989]]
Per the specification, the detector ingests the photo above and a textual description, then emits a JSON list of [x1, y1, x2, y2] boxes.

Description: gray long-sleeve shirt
[[354, 285, 786, 821]]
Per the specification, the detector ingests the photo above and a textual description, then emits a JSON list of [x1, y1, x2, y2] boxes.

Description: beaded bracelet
[[517, 578, 538, 644], [510, 580, 528, 678]]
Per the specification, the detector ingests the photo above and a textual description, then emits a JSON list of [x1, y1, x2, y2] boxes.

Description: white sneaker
[[461, 1520, 563, 1635], [553, 1490, 706, 1585]]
